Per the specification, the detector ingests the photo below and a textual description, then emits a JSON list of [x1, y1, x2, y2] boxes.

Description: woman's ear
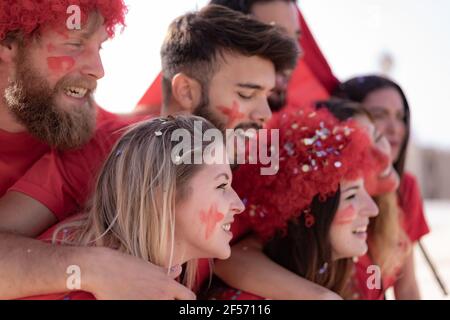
[[171, 73, 202, 112]]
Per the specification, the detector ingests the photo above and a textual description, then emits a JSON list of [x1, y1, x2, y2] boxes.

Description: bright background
[[96, 0, 450, 150], [95, 0, 450, 300]]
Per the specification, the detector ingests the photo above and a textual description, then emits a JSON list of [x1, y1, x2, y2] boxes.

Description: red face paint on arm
[[218, 101, 245, 127], [199, 204, 225, 240], [47, 56, 76, 73], [333, 205, 357, 225]]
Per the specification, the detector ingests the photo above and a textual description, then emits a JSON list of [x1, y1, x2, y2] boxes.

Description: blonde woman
[[23, 115, 244, 300]]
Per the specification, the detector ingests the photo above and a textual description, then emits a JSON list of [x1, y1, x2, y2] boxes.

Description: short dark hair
[[209, 0, 296, 15], [160, 4, 299, 106]]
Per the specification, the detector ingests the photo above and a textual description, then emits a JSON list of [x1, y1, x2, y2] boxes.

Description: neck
[[164, 243, 190, 269], [161, 98, 186, 117]]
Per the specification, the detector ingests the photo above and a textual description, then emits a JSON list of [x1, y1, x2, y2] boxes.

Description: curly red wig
[[0, 0, 127, 41], [233, 106, 382, 241]]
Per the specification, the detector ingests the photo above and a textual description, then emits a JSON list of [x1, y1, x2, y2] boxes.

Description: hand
[[81, 247, 196, 300]]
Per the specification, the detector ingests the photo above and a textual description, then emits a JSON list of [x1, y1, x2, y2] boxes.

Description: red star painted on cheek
[[199, 204, 225, 240], [47, 56, 76, 74], [334, 205, 357, 225], [217, 101, 245, 127]]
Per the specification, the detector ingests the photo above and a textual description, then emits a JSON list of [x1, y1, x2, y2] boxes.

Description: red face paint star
[[334, 205, 357, 225], [218, 101, 245, 127], [47, 56, 76, 73], [199, 204, 225, 240]]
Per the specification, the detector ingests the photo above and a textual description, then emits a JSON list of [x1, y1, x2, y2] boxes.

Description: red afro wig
[[233, 106, 381, 241], [0, 0, 127, 41]]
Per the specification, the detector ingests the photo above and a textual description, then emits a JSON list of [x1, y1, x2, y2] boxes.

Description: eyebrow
[[215, 173, 230, 180], [368, 107, 390, 114], [236, 83, 264, 90], [342, 186, 360, 193]]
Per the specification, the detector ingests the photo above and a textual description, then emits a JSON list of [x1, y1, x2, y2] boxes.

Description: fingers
[[171, 281, 196, 300]]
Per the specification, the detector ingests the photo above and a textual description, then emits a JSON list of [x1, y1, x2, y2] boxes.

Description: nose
[[361, 190, 379, 218], [377, 135, 393, 160], [384, 117, 402, 138], [230, 189, 245, 215], [81, 48, 105, 80], [250, 98, 272, 127]]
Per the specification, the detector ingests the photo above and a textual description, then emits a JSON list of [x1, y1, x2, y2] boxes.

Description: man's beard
[[3, 48, 97, 150], [192, 87, 262, 170]]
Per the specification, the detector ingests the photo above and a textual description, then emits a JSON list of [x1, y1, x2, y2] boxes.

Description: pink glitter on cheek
[[199, 204, 225, 240], [47, 56, 76, 73], [334, 205, 357, 225]]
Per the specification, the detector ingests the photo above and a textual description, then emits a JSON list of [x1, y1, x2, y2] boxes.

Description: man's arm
[[214, 235, 342, 300], [0, 192, 57, 237], [0, 193, 195, 300], [393, 247, 421, 300]]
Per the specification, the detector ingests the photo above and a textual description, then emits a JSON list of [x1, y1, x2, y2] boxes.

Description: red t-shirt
[[7, 113, 147, 221], [353, 172, 430, 300], [398, 172, 430, 242], [0, 131, 49, 197]]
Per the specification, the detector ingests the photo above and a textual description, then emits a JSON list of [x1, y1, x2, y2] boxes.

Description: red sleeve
[[9, 116, 147, 221], [10, 152, 82, 221], [398, 172, 430, 242], [19, 291, 96, 300]]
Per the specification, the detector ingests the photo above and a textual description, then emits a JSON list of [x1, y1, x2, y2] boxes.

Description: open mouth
[[352, 225, 368, 237], [63, 86, 89, 99], [221, 223, 231, 232]]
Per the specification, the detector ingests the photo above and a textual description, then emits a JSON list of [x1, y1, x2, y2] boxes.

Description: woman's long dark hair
[[317, 98, 411, 280], [264, 190, 353, 297], [333, 75, 410, 179]]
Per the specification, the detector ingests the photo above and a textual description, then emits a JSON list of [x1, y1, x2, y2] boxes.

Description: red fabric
[[398, 172, 430, 242], [353, 172, 429, 300], [8, 112, 147, 221], [210, 287, 264, 300], [135, 6, 338, 113], [286, 59, 330, 109], [297, 10, 339, 94], [353, 254, 396, 300], [0, 130, 49, 197]]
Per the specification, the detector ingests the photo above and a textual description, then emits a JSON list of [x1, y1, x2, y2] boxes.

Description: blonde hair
[[54, 115, 218, 289], [368, 192, 411, 279]]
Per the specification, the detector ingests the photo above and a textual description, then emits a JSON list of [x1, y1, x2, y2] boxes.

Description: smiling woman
[[204, 103, 384, 300], [18, 115, 244, 300]]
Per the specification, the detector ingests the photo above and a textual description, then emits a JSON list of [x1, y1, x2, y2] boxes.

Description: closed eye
[[345, 194, 356, 201], [217, 183, 228, 190], [238, 92, 252, 100], [66, 42, 82, 48]]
